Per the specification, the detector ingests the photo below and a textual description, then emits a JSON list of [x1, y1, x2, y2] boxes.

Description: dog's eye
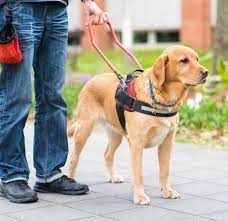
[[180, 58, 189, 64]]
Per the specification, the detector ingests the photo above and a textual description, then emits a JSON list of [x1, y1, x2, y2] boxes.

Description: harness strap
[[116, 88, 177, 116], [132, 100, 178, 117], [116, 102, 126, 131], [126, 69, 144, 82], [115, 69, 178, 132], [115, 87, 178, 132]]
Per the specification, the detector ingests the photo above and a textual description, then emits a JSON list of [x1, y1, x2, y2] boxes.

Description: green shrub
[[179, 98, 228, 134]]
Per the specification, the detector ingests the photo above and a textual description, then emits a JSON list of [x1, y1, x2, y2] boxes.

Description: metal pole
[[122, 0, 133, 67]]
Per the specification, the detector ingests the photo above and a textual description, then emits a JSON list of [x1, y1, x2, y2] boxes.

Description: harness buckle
[[119, 78, 128, 90]]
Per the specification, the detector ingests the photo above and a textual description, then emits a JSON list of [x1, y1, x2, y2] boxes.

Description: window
[[133, 31, 148, 43], [156, 31, 179, 43]]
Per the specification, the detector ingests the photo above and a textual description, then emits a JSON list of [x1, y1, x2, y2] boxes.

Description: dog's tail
[[67, 121, 76, 137]]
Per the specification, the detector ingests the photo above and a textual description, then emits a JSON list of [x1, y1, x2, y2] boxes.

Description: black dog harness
[[115, 69, 178, 132]]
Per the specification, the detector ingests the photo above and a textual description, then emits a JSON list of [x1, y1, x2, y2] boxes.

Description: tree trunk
[[214, 0, 228, 61], [211, 0, 228, 88]]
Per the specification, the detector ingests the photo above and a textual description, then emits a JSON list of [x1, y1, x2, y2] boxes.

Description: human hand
[[84, 0, 109, 25]]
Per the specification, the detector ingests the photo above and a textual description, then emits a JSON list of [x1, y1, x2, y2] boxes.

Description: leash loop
[[87, 19, 143, 89]]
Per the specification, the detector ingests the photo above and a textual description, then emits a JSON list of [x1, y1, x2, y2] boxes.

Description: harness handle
[[87, 19, 143, 88]]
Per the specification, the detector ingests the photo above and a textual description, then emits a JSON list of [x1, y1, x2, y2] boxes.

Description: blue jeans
[[0, 2, 69, 183]]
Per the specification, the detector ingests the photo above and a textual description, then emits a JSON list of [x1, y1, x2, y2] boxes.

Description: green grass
[[68, 49, 163, 75], [63, 84, 84, 118], [68, 49, 213, 75]]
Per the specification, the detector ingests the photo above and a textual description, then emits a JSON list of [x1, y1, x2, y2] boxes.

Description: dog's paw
[[134, 192, 150, 205], [162, 188, 181, 199], [110, 174, 125, 183]]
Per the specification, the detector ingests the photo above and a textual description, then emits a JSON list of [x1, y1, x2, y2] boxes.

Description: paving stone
[[8, 205, 92, 221], [77, 217, 114, 221], [0, 199, 52, 215], [172, 181, 228, 196], [207, 177, 228, 186], [174, 143, 201, 152], [124, 168, 157, 182], [76, 172, 111, 186], [68, 161, 108, 174], [160, 197, 228, 215], [174, 169, 227, 181], [69, 163, 132, 187], [38, 191, 105, 204], [143, 174, 194, 188], [202, 211, 228, 221], [11, 122, 228, 221], [89, 182, 134, 196], [177, 216, 211, 221], [171, 165, 195, 173], [0, 215, 19, 221], [204, 191, 228, 203], [105, 205, 192, 221], [172, 153, 227, 170], [65, 196, 138, 215]]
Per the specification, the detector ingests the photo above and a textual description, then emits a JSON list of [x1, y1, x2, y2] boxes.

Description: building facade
[[68, 0, 217, 50]]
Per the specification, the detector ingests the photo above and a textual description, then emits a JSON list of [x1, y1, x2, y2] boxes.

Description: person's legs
[[0, 3, 34, 183], [0, 2, 42, 203], [33, 3, 89, 195], [33, 3, 69, 183]]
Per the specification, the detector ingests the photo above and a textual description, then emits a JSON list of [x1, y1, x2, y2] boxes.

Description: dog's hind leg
[[68, 118, 94, 179], [104, 129, 124, 183]]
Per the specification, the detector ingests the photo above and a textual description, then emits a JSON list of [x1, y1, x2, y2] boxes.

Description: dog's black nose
[[201, 70, 208, 78]]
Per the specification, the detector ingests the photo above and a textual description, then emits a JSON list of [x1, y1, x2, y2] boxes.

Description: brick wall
[[181, 0, 212, 49], [80, 0, 113, 51]]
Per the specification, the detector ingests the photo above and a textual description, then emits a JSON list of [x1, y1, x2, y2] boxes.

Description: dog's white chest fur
[[147, 127, 170, 148]]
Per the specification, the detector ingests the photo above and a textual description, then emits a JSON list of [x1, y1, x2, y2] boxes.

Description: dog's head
[[150, 45, 208, 90]]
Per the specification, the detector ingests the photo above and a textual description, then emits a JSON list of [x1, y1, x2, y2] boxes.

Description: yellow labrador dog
[[67, 45, 208, 205]]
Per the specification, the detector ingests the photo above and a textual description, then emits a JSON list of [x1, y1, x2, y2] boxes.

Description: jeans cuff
[[1, 174, 28, 183], [36, 170, 64, 183]]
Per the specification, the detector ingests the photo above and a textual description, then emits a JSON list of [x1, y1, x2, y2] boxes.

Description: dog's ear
[[150, 55, 169, 89]]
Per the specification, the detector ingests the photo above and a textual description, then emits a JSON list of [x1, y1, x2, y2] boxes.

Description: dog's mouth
[[185, 77, 207, 87], [198, 77, 207, 84], [198, 70, 208, 85]]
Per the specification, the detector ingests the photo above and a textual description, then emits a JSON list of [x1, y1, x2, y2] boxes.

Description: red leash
[[88, 19, 143, 89]]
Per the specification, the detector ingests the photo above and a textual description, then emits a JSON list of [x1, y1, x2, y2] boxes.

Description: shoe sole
[[0, 188, 38, 204], [34, 185, 89, 195]]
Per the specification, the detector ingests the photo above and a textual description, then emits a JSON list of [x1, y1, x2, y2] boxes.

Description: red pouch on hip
[[0, 15, 23, 64]]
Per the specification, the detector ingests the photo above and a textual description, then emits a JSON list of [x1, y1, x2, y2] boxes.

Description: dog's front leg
[[158, 129, 181, 199], [129, 144, 150, 205]]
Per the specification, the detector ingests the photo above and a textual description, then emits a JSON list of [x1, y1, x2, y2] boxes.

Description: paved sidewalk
[[0, 123, 228, 221]]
